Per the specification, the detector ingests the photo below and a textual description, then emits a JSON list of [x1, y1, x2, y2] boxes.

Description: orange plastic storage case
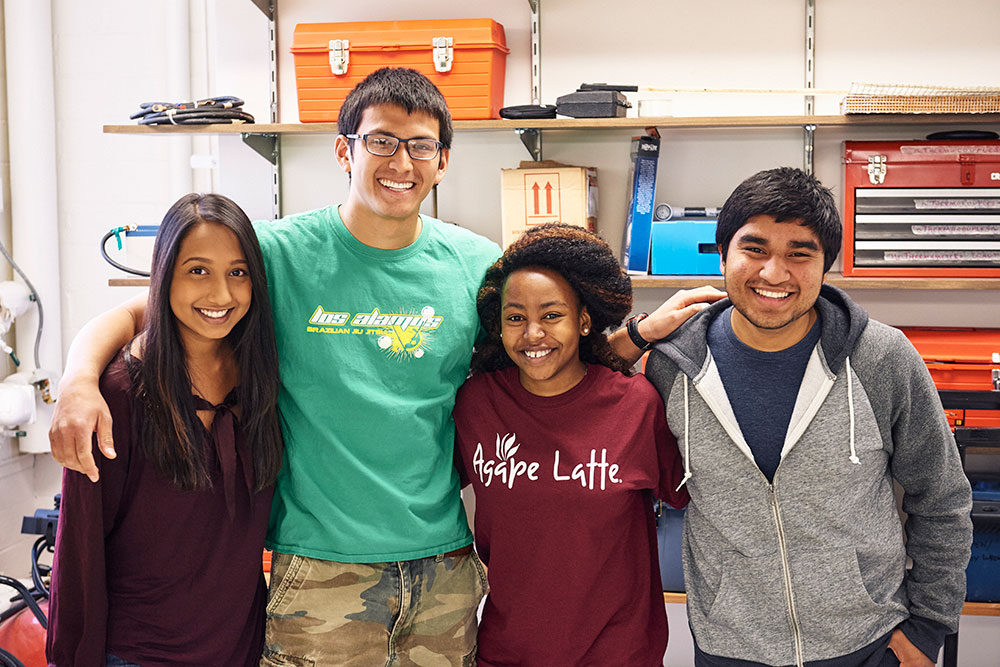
[[291, 19, 509, 122], [900, 327, 1000, 428]]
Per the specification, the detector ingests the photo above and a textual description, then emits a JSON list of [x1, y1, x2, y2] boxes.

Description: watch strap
[[627, 312, 652, 351]]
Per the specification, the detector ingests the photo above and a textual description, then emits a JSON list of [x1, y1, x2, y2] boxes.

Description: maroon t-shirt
[[453, 364, 689, 667], [46, 351, 273, 666]]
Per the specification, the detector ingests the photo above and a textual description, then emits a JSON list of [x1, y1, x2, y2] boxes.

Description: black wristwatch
[[626, 312, 653, 351]]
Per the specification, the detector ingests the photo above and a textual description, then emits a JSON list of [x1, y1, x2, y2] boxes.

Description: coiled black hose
[[100, 228, 151, 277]]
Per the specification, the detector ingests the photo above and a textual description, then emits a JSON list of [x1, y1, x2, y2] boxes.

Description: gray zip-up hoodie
[[645, 285, 972, 666]]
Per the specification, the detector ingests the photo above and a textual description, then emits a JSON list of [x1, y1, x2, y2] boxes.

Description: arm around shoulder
[[49, 292, 147, 481]]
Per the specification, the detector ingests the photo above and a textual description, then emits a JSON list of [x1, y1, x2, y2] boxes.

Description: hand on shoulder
[[639, 286, 725, 342]]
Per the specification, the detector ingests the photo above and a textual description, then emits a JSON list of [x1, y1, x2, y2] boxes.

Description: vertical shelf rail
[[248, 0, 281, 219], [803, 0, 816, 174], [268, 0, 281, 218], [525, 0, 543, 161], [529, 0, 541, 105]]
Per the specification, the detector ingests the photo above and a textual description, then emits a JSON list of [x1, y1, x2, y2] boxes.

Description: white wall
[[0, 0, 996, 663]]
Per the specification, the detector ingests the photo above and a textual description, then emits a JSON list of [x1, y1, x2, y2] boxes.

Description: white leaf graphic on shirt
[[495, 432, 519, 461]]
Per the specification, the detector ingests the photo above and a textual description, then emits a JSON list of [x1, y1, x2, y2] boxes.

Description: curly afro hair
[[472, 223, 634, 375]]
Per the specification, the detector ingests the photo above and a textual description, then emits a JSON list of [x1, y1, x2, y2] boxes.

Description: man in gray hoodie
[[643, 167, 972, 667]]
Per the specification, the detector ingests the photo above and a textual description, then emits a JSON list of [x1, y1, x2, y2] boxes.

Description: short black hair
[[716, 167, 841, 273], [472, 223, 634, 375], [338, 67, 453, 148]]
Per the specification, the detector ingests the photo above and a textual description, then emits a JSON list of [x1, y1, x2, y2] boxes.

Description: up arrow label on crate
[[529, 180, 556, 215]]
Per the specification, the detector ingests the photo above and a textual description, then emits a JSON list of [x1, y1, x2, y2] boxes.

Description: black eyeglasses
[[344, 133, 444, 161]]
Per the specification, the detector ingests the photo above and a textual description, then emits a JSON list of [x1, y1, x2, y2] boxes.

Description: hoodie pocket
[[789, 546, 903, 654], [699, 550, 795, 659], [694, 546, 903, 665]]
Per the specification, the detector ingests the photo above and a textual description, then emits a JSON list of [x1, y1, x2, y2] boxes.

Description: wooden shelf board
[[631, 273, 1000, 290], [111, 273, 1000, 290], [103, 113, 1000, 136], [110, 273, 1000, 290], [663, 592, 1000, 616]]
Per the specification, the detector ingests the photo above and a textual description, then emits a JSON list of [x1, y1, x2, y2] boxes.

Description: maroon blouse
[[46, 351, 274, 666]]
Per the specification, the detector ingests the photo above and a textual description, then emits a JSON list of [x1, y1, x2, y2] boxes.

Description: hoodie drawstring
[[676, 375, 693, 491], [846, 356, 860, 465]]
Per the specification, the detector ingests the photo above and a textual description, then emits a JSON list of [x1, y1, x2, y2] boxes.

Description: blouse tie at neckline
[[194, 391, 252, 520]]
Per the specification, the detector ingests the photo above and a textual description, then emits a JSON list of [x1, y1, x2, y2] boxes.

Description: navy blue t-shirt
[[707, 306, 821, 483]]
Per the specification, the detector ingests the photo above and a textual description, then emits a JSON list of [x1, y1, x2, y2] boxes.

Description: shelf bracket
[[516, 128, 542, 161], [242, 133, 279, 165], [250, 0, 274, 20], [803, 124, 816, 175]]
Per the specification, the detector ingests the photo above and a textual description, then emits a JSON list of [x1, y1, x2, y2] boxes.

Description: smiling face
[[169, 222, 252, 350], [722, 214, 827, 351], [335, 103, 449, 241], [501, 267, 591, 397]]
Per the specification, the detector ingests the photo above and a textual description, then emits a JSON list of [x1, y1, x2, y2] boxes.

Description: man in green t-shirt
[[50, 68, 720, 664]]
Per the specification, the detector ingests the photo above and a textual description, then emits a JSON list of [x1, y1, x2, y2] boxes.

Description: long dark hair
[[135, 193, 282, 491], [472, 223, 634, 375]]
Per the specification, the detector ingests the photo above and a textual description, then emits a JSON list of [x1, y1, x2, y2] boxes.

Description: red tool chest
[[291, 19, 509, 122], [900, 327, 1000, 428], [843, 140, 1000, 277]]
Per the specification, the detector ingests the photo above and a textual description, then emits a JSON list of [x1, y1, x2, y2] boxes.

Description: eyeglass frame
[[343, 133, 444, 161]]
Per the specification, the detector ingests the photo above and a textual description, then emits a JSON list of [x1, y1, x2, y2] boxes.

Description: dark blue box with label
[[656, 503, 685, 592], [967, 478, 1000, 603]]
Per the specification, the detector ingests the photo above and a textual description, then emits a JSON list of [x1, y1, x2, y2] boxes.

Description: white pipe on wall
[[167, 1, 195, 198], [3, 0, 63, 454]]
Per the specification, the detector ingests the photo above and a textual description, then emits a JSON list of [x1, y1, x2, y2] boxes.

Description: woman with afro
[[452, 223, 695, 666]]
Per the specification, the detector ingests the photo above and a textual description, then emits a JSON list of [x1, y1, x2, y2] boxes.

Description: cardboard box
[[650, 220, 722, 275], [621, 135, 661, 274], [291, 19, 509, 122], [500, 161, 598, 249]]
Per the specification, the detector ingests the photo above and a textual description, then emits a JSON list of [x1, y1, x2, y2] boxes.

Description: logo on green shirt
[[306, 305, 444, 360]]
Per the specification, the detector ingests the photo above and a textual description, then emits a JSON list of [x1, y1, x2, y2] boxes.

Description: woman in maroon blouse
[[453, 224, 690, 666], [46, 193, 283, 666]]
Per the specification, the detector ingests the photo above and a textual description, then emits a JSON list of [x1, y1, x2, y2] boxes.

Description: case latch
[[993, 353, 1000, 391], [433, 37, 454, 72], [867, 155, 887, 185], [329, 39, 350, 76], [960, 156, 976, 185]]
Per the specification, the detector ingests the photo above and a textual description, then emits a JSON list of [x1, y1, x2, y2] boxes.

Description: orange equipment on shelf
[[291, 19, 509, 122], [900, 326, 1000, 428]]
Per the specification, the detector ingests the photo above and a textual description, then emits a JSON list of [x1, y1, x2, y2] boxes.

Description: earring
[[582, 327, 590, 335]]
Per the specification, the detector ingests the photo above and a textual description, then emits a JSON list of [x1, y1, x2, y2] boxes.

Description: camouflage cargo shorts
[[261, 547, 488, 667]]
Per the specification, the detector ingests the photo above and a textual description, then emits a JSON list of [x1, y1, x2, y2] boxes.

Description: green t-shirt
[[254, 207, 500, 562]]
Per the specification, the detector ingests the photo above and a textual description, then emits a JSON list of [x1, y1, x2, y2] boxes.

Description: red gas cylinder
[[0, 598, 48, 667]]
